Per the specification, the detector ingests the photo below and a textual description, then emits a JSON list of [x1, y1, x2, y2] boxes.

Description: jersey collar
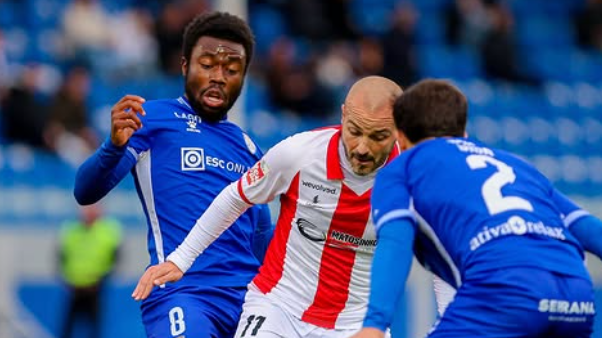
[[326, 128, 400, 180]]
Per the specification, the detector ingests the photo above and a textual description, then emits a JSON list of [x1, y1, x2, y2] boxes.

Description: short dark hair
[[182, 11, 255, 71], [393, 79, 468, 143]]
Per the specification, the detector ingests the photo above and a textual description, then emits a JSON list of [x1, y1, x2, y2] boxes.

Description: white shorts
[[234, 285, 371, 338]]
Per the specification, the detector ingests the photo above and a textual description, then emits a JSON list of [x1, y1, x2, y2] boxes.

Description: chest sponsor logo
[[469, 215, 566, 251], [301, 180, 337, 195], [296, 218, 376, 253], [181, 147, 249, 174], [297, 218, 326, 242]]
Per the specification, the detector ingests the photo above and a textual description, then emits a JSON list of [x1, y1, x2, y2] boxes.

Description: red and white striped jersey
[[237, 127, 399, 330]]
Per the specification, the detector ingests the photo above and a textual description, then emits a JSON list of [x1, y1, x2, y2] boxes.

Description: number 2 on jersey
[[466, 155, 533, 215]]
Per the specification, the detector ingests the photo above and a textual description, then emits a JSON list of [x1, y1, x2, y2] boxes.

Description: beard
[[184, 77, 243, 123]]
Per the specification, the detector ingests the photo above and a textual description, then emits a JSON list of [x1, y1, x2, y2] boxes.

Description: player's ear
[[181, 57, 188, 77], [340, 104, 346, 123]]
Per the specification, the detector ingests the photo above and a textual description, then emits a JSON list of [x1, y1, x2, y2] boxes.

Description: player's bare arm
[[348, 328, 385, 338], [110, 94, 146, 147], [132, 261, 183, 301]]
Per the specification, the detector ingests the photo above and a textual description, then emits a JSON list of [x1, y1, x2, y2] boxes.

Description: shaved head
[[340, 76, 402, 176], [344, 76, 402, 120]]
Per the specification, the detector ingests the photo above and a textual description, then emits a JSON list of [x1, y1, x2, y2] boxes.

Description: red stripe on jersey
[[253, 173, 301, 294], [237, 179, 252, 204], [387, 142, 400, 163], [301, 184, 371, 328], [326, 131, 344, 180]]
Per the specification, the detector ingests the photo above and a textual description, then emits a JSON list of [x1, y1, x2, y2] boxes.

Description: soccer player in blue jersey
[[74, 11, 273, 338], [352, 79, 602, 338]]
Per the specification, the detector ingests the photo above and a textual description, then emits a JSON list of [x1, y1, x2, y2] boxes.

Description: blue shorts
[[428, 268, 595, 338], [141, 285, 247, 338]]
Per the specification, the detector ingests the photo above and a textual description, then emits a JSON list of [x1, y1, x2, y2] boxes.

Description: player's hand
[[110, 95, 146, 147], [131, 261, 183, 301], [348, 328, 386, 338]]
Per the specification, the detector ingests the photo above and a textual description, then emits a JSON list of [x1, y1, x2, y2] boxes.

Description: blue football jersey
[[372, 137, 588, 289], [77, 96, 266, 288]]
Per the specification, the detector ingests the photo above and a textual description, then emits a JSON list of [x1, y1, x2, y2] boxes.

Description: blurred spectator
[[480, 2, 539, 86], [152, 0, 211, 74], [265, 37, 336, 116], [283, 0, 357, 41], [315, 42, 356, 98], [574, 0, 602, 51], [154, 2, 188, 75], [61, 0, 112, 69], [58, 203, 122, 338], [106, 8, 159, 79], [0, 29, 10, 94], [44, 65, 97, 167], [0, 64, 48, 147], [445, 0, 491, 47], [356, 38, 384, 78], [381, 5, 418, 88]]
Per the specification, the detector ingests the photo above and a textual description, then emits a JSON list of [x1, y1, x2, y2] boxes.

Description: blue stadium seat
[[508, 0, 584, 17], [404, 0, 452, 12], [418, 46, 482, 80], [249, 5, 288, 56], [515, 16, 574, 47], [0, 1, 23, 28], [414, 12, 445, 45], [349, 0, 397, 36], [23, 0, 66, 29], [523, 48, 602, 83]]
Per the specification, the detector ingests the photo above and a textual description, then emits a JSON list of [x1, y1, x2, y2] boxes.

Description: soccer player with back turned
[[353, 79, 602, 338]]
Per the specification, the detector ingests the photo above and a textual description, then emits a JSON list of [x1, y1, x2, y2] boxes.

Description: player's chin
[[199, 105, 228, 122], [352, 164, 376, 176]]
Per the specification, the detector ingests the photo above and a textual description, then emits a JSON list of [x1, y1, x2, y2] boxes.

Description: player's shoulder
[[274, 126, 338, 153], [141, 97, 190, 120]]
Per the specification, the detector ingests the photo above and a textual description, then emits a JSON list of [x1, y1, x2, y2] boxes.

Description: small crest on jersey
[[245, 160, 268, 186], [186, 115, 200, 133], [174, 111, 201, 133], [243, 133, 257, 154]]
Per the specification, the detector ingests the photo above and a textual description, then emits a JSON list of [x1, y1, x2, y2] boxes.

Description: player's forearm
[[74, 139, 132, 205], [167, 182, 251, 272], [363, 221, 415, 331]]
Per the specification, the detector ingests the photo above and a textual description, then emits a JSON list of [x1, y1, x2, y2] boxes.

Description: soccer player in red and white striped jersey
[[133, 76, 402, 338]]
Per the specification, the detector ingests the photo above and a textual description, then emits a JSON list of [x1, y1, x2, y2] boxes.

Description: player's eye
[[226, 67, 241, 76], [371, 134, 388, 141]]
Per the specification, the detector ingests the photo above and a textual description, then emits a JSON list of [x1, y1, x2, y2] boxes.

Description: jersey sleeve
[[371, 160, 416, 233], [551, 188, 590, 228], [74, 139, 137, 205], [74, 103, 152, 205], [236, 135, 307, 205]]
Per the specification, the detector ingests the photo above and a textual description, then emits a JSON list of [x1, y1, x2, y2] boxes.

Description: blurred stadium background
[[0, 0, 601, 337]]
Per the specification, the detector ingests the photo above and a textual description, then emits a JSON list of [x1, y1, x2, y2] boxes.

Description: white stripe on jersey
[[136, 149, 165, 263], [374, 209, 415, 232], [415, 212, 462, 288], [563, 210, 590, 228]]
